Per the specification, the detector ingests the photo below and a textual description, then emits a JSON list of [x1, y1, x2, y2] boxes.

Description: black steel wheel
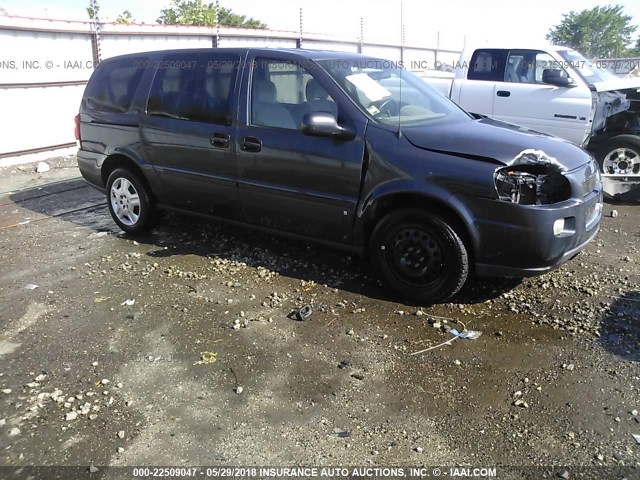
[[369, 209, 469, 304]]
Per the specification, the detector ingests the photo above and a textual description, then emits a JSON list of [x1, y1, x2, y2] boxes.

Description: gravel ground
[[0, 160, 638, 479]]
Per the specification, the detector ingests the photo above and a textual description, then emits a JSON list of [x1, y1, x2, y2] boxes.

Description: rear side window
[[147, 53, 239, 125], [85, 57, 145, 113], [467, 49, 508, 82]]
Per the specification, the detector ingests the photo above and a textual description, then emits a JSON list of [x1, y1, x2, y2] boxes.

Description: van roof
[[463, 44, 573, 54], [99, 48, 383, 63]]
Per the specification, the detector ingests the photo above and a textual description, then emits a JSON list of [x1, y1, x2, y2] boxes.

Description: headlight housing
[[494, 150, 571, 205]]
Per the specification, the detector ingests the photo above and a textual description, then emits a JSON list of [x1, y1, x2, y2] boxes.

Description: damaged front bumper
[[471, 192, 602, 278], [470, 157, 603, 278]]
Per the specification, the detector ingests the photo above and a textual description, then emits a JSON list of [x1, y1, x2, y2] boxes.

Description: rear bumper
[[77, 149, 107, 193]]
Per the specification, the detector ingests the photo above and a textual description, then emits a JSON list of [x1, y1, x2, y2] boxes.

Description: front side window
[[147, 53, 239, 125], [319, 58, 470, 127], [505, 50, 569, 84], [85, 57, 146, 113], [250, 58, 338, 130]]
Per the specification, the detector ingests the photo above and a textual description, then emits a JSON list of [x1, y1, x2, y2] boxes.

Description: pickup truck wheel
[[369, 209, 469, 304], [596, 136, 640, 176], [106, 168, 156, 234]]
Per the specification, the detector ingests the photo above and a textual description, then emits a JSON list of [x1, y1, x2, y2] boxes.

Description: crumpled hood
[[402, 117, 591, 171], [591, 77, 640, 93]]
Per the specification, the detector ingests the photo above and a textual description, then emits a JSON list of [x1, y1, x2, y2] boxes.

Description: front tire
[[369, 209, 469, 304], [106, 168, 156, 234], [595, 135, 640, 176]]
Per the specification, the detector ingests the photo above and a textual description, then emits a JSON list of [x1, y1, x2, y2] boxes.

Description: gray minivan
[[76, 48, 603, 303]]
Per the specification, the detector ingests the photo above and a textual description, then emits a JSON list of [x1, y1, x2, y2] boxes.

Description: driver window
[[251, 58, 337, 130], [505, 50, 569, 84], [534, 52, 565, 82]]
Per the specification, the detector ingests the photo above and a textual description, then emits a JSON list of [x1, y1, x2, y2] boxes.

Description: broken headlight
[[494, 149, 572, 205], [495, 166, 571, 205]]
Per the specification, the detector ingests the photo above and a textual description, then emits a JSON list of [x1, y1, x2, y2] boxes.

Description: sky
[[1, 0, 639, 51]]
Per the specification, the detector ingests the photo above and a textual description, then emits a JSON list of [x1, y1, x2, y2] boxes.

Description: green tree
[[157, 0, 267, 28], [115, 10, 134, 24], [86, 1, 100, 21], [547, 5, 637, 57]]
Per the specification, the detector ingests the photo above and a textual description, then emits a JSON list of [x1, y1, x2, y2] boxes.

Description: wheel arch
[[357, 187, 479, 261], [101, 152, 156, 202]]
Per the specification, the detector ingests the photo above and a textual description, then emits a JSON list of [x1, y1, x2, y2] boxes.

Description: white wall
[[0, 16, 455, 159], [100, 34, 213, 59], [0, 85, 84, 154]]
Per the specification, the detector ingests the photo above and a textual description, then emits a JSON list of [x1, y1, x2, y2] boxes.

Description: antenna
[[398, 1, 403, 138]]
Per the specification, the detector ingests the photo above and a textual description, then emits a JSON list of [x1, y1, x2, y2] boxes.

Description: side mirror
[[542, 69, 575, 87], [301, 112, 355, 140]]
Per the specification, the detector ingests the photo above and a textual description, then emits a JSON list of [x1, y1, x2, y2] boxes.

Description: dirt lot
[[0, 157, 639, 479]]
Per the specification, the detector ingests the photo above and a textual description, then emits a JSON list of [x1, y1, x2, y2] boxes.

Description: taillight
[[74, 114, 81, 142]]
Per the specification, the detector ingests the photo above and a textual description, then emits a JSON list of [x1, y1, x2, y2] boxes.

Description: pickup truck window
[[319, 58, 469, 126], [250, 58, 338, 130], [467, 49, 507, 82], [505, 50, 566, 84], [146, 53, 239, 125]]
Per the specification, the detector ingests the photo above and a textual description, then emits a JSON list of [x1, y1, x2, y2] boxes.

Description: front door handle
[[241, 136, 262, 152], [496, 90, 511, 97], [210, 132, 230, 148]]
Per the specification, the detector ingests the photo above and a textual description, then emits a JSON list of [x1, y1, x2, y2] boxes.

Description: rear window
[[147, 52, 240, 125], [467, 49, 508, 82], [85, 57, 145, 113]]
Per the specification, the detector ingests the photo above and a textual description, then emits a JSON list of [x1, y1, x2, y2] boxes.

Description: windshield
[[318, 58, 471, 127], [558, 49, 619, 84]]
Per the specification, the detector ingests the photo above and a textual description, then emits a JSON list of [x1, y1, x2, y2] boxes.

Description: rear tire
[[106, 168, 156, 234], [594, 135, 640, 176], [369, 209, 469, 304]]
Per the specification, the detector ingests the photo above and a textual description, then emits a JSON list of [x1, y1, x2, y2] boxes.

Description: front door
[[235, 55, 366, 244]]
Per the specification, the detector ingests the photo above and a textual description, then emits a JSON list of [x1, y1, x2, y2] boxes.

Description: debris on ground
[[410, 317, 482, 356], [449, 328, 483, 340], [24, 283, 39, 290], [35, 162, 50, 173], [121, 299, 135, 306], [194, 351, 218, 366], [338, 360, 352, 369], [290, 304, 313, 321], [633, 434, 640, 445]]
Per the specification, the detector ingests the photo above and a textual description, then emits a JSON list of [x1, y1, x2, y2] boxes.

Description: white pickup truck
[[421, 45, 640, 189]]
